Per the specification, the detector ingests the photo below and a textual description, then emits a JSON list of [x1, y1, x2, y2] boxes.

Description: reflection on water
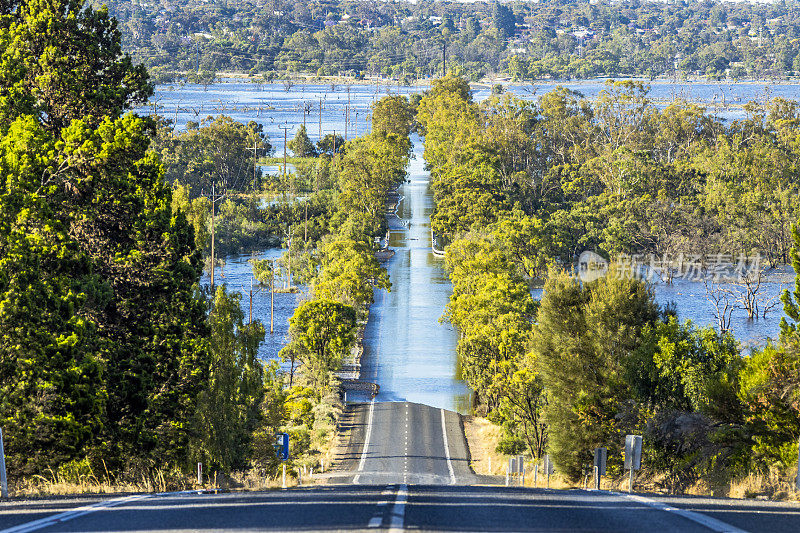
[[201, 249, 304, 362], [356, 134, 472, 413], [653, 275, 791, 349], [181, 81, 800, 412]]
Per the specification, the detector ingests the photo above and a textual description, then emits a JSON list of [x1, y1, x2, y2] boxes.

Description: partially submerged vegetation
[[0, 0, 411, 495], [421, 74, 800, 497]]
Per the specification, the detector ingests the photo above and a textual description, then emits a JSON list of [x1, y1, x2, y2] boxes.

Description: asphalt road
[[2, 401, 800, 531], [3, 484, 800, 532], [326, 401, 476, 486]]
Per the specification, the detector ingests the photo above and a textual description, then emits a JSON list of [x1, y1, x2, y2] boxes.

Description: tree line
[[419, 75, 800, 494], [0, 0, 412, 489], [106, 0, 800, 83]]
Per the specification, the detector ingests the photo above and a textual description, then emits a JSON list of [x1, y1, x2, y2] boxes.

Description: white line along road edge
[[1, 490, 220, 533], [0, 494, 150, 533], [354, 399, 376, 485], [440, 409, 456, 485], [619, 492, 750, 533]]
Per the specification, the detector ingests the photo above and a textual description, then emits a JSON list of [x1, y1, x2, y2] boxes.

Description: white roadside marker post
[[624, 435, 643, 493], [282, 464, 286, 489], [197, 462, 202, 486], [796, 437, 800, 493], [0, 427, 8, 498]]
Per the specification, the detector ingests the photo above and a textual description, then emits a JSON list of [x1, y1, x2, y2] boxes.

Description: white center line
[[440, 408, 456, 485], [353, 399, 375, 485], [388, 484, 408, 532]]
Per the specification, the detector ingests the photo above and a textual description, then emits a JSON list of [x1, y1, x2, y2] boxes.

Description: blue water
[[170, 80, 799, 409]]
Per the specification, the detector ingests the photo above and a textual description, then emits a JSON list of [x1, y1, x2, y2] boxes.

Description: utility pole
[[442, 40, 447, 77], [278, 123, 292, 190], [270, 259, 275, 334], [246, 137, 261, 189], [319, 97, 323, 141], [304, 202, 308, 241], [243, 279, 262, 325], [286, 229, 293, 290], [202, 183, 225, 289], [345, 85, 351, 142]]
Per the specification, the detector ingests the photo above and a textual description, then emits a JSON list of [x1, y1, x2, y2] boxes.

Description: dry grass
[[462, 415, 577, 489], [463, 415, 505, 477], [727, 466, 800, 501], [11, 469, 189, 497]]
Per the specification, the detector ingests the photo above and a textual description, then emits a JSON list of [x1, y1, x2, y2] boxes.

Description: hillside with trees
[[103, 0, 800, 82]]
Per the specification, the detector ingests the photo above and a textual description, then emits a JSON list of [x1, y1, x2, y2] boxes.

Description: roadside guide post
[[0, 427, 8, 498], [197, 462, 202, 485], [624, 435, 643, 493], [797, 437, 800, 492], [594, 447, 607, 490], [533, 458, 538, 487], [543, 455, 554, 487], [282, 465, 286, 489]]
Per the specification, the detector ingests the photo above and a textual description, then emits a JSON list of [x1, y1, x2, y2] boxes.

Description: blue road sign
[[275, 433, 290, 461]]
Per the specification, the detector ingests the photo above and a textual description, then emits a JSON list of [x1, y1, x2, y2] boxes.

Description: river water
[[157, 79, 797, 411]]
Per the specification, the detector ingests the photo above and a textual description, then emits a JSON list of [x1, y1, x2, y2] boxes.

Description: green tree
[[317, 133, 344, 156], [194, 288, 265, 473], [155, 116, 271, 199], [285, 299, 357, 390], [0, 0, 152, 133], [288, 125, 317, 157], [312, 237, 391, 308], [0, 0, 211, 480], [531, 267, 659, 480], [780, 223, 800, 337]]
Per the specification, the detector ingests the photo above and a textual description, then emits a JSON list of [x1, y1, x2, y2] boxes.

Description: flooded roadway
[[355, 134, 472, 413]]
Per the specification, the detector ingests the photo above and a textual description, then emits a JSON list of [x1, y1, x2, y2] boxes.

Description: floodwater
[[356, 134, 472, 413], [167, 79, 799, 411]]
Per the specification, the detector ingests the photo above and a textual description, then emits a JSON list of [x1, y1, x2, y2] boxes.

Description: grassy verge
[[462, 415, 576, 489]]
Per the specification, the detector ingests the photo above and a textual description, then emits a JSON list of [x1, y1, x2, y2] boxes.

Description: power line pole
[[246, 137, 261, 189], [319, 97, 323, 141], [242, 279, 263, 326], [201, 183, 225, 289], [278, 123, 292, 191], [345, 85, 351, 142], [442, 40, 447, 77], [270, 259, 275, 334]]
